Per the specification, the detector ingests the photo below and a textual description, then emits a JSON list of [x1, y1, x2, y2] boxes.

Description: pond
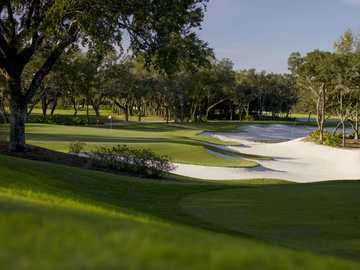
[[211, 124, 352, 143]]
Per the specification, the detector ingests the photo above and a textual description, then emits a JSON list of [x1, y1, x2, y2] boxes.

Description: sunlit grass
[[0, 154, 359, 269]]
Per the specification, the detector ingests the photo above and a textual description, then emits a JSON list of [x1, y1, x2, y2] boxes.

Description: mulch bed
[[0, 143, 161, 180], [0, 143, 93, 170]]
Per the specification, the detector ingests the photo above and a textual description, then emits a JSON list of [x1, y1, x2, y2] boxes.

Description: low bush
[[307, 129, 342, 146], [243, 115, 255, 121], [69, 141, 87, 153], [91, 145, 174, 178]]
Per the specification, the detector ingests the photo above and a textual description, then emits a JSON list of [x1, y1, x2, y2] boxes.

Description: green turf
[[0, 154, 359, 269], [25, 123, 263, 167], [181, 184, 360, 260]]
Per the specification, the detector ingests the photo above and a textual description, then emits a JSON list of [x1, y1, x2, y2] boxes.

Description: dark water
[[215, 124, 351, 143]]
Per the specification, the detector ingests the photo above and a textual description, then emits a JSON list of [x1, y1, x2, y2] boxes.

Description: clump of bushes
[[69, 141, 87, 153], [28, 115, 102, 125], [307, 130, 342, 146], [91, 145, 175, 179]]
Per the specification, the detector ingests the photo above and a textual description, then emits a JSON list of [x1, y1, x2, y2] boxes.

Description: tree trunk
[[8, 80, 27, 152], [244, 104, 250, 119], [316, 86, 326, 144], [355, 101, 359, 140], [41, 97, 49, 117], [50, 99, 58, 116], [138, 102, 142, 122], [205, 108, 210, 122], [180, 100, 184, 123], [191, 102, 198, 122], [125, 104, 129, 122], [342, 121, 346, 147], [86, 98, 90, 125], [72, 98, 78, 116], [166, 106, 170, 124], [205, 98, 228, 122], [27, 102, 36, 116], [229, 104, 233, 121], [93, 105, 100, 119]]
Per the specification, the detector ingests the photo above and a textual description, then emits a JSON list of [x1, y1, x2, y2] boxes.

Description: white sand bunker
[[174, 125, 360, 183]]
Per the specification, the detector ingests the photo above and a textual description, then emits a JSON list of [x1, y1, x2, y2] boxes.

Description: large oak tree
[[0, 0, 209, 151]]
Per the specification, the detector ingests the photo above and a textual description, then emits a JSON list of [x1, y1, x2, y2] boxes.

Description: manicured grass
[[181, 184, 360, 260], [0, 154, 359, 269], [25, 123, 261, 167]]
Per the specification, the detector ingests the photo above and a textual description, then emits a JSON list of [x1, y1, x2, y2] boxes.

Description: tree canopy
[[0, 0, 210, 151]]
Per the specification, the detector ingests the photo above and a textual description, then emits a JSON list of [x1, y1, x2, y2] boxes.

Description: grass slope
[[181, 184, 360, 260], [25, 123, 261, 167], [0, 154, 359, 269]]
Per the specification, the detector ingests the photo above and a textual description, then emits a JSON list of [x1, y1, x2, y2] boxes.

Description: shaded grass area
[[181, 183, 360, 260], [0, 154, 359, 269], [25, 123, 261, 167]]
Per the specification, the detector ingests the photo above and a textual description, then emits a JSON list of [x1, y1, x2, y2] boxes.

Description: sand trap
[[173, 125, 360, 183]]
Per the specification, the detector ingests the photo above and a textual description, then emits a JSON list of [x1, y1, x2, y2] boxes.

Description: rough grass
[[0, 154, 360, 269]]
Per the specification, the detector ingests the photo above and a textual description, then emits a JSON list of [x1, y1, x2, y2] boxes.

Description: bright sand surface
[[173, 125, 360, 183]]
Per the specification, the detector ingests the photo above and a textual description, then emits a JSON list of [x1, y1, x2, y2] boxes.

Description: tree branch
[[17, 32, 44, 67], [207, 98, 228, 111], [0, 17, 11, 39], [25, 38, 76, 102], [24, 0, 40, 29], [0, 31, 11, 57], [5, 0, 16, 41]]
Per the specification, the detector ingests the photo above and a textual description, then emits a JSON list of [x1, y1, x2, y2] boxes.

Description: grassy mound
[[181, 183, 360, 260], [0, 154, 359, 269]]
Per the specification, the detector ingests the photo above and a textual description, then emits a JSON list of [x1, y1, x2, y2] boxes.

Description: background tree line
[[289, 30, 360, 146], [0, 52, 298, 124]]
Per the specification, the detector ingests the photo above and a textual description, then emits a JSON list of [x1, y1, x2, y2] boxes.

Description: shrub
[[307, 129, 342, 146], [27, 115, 101, 125], [69, 141, 87, 153], [243, 115, 255, 121], [91, 145, 175, 178]]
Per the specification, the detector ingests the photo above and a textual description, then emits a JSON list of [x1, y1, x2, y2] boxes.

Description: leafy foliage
[[69, 141, 87, 153], [307, 130, 342, 146], [91, 145, 175, 178], [0, 0, 210, 150], [28, 114, 91, 125]]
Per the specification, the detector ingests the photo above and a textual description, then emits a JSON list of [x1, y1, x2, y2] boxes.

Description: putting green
[[180, 182, 360, 260]]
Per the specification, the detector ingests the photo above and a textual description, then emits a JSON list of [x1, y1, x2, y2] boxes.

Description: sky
[[199, 0, 360, 73]]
